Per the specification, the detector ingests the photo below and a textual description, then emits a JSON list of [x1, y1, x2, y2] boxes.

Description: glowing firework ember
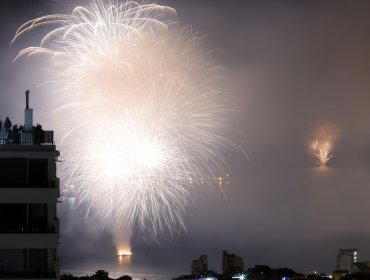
[[310, 123, 336, 167], [13, 0, 239, 246], [311, 141, 333, 167], [117, 248, 132, 257]]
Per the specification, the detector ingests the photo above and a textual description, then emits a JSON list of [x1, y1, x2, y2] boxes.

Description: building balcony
[[0, 225, 56, 234], [0, 129, 54, 146], [0, 188, 58, 203], [0, 180, 59, 189], [0, 233, 58, 249]]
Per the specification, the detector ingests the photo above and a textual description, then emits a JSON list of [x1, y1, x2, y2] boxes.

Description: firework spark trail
[[311, 141, 333, 167], [310, 123, 336, 167], [13, 0, 238, 246]]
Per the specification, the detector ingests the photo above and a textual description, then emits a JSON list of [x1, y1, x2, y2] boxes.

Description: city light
[[232, 274, 246, 280]]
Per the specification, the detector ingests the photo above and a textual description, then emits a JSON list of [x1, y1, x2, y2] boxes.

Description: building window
[[0, 249, 24, 272], [28, 204, 48, 231], [0, 158, 27, 187], [0, 204, 27, 232], [0, 249, 49, 277], [0, 204, 49, 233], [28, 159, 48, 187], [0, 158, 48, 188], [28, 249, 47, 272]]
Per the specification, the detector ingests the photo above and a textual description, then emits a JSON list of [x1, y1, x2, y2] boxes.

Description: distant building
[[191, 255, 208, 275], [337, 248, 359, 272], [246, 265, 304, 280], [0, 91, 60, 279], [222, 250, 244, 275], [176, 255, 218, 280]]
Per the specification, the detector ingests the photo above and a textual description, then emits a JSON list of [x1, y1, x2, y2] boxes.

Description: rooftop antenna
[[24, 89, 33, 130], [25, 89, 30, 109]]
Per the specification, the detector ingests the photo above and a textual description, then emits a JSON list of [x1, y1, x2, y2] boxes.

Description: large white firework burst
[[14, 0, 236, 237]]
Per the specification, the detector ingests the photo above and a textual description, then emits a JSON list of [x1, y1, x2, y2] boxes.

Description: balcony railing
[[0, 270, 56, 279], [0, 180, 57, 189], [0, 225, 56, 234], [0, 129, 54, 145]]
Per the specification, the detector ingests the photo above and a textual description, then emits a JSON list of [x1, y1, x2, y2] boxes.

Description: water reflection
[[118, 254, 132, 266]]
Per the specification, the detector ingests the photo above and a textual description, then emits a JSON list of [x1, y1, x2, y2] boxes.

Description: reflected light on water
[[118, 254, 132, 265], [117, 248, 132, 265]]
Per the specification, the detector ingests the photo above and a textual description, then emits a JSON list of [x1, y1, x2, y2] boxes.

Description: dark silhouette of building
[[60, 271, 132, 280], [0, 91, 60, 279], [191, 255, 208, 275], [246, 265, 304, 280], [222, 250, 244, 276]]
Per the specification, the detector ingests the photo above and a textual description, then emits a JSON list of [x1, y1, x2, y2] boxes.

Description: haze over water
[[61, 256, 184, 280], [57, 163, 370, 277]]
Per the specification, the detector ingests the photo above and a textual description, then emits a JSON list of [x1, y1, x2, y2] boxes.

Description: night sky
[[1, 0, 370, 276]]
